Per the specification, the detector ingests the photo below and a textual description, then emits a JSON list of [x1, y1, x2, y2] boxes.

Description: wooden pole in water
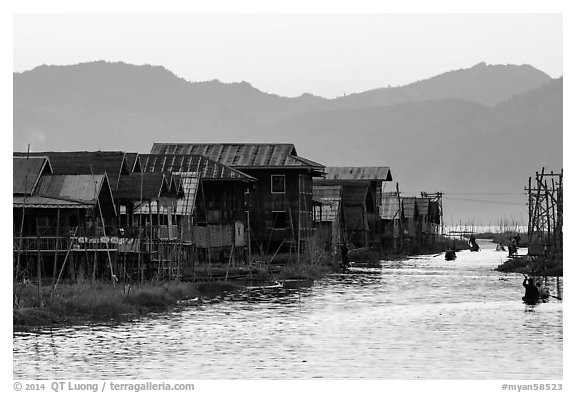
[[52, 208, 60, 289], [156, 200, 163, 281], [16, 204, 26, 283], [83, 219, 89, 280], [550, 177, 558, 254], [97, 199, 115, 285], [225, 244, 234, 281], [51, 226, 78, 304], [544, 180, 552, 246], [15, 144, 31, 283], [527, 176, 532, 241], [138, 173, 143, 283], [246, 209, 252, 265], [297, 174, 301, 265], [92, 240, 97, 282], [36, 217, 42, 307], [396, 183, 402, 252]]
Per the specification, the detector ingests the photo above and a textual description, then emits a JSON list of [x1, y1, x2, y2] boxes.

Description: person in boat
[[514, 233, 521, 246], [508, 238, 518, 257], [536, 281, 550, 301], [445, 246, 457, 260], [469, 235, 479, 251], [522, 276, 540, 304]]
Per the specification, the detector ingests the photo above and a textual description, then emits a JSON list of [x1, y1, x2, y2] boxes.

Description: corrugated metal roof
[[172, 173, 199, 215], [116, 173, 171, 200], [324, 167, 392, 181], [13, 156, 52, 195], [138, 154, 255, 181], [13, 195, 93, 209], [13, 151, 130, 190], [134, 173, 200, 216], [35, 174, 106, 204], [150, 143, 325, 170], [162, 173, 182, 197], [124, 153, 141, 173], [313, 185, 342, 222], [381, 192, 401, 220]]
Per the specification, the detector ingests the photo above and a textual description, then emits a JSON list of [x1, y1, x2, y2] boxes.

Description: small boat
[[539, 287, 550, 300], [245, 281, 284, 291], [522, 296, 540, 305], [445, 250, 457, 261]]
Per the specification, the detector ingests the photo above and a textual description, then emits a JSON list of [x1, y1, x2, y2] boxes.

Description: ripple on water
[[14, 244, 562, 379]]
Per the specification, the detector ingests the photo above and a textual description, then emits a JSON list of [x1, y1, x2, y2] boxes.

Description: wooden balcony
[[13, 236, 69, 253]]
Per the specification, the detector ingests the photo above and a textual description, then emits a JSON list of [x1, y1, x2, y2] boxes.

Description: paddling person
[[522, 276, 540, 304], [469, 234, 479, 251], [536, 281, 550, 301], [508, 238, 518, 257], [445, 245, 457, 260]]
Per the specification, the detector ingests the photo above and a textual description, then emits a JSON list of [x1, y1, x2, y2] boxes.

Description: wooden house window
[[271, 175, 286, 194], [271, 211, 288, 229]]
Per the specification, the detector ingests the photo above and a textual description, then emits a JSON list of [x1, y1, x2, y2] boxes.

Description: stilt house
[[150, 143, 325, 256], [13, 156, 117, 280], [137, 154, 256, 262], [313, 167, 393, 249]]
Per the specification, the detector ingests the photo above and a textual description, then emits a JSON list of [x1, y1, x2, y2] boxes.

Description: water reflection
[[14, 240, 562, 379]]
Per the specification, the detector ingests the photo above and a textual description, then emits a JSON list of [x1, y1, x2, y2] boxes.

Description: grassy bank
[[475, 231, 528, 247], [13, 280, 201, 330], [13, 260, 341, 330], [495, 255, 563, 276]]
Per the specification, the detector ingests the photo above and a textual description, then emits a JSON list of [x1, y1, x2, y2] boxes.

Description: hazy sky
[[13, 13, 562, 98]]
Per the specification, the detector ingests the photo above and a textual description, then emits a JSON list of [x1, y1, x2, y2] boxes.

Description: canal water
[[13, 240, 563, 379]]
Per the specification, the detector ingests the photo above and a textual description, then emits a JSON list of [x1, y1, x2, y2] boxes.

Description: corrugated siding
[[324, 167, 392, 181], [135, 173, 200, 216], [138, 154, 254, 181], [13, 156, 51, 195], [313, 185, 342, 222], [402, 197, 417, 218], [35, 174, 104, 204], [191, 225, 233, 248], [341, 183, 370, 206], [416, 198, 430, 216], [381, 192, 401, 219], [343, 206, 368, 230], [150, 143, 324, 169]]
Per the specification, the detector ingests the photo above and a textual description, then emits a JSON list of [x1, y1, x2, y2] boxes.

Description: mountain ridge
[[13, 61, 562, 222]]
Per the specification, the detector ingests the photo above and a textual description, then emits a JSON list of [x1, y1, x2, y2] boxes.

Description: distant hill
[[330, 62, 551, 109], [259, 78, 562, 222], [13, 61, 562, 222]]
